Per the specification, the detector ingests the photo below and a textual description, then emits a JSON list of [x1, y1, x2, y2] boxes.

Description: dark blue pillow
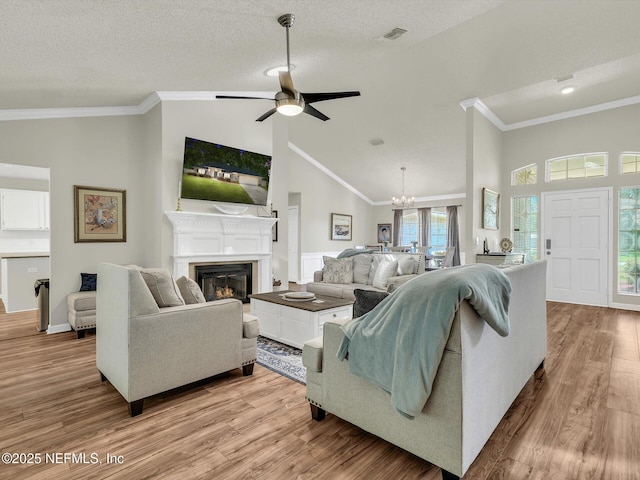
[[79, 273, 97, 291]]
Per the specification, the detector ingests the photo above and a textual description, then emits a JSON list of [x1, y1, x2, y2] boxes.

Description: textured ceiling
[[2, 0, 640, 203]]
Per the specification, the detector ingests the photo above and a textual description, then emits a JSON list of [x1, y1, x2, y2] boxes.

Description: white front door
[[542, 188, 610, 306]]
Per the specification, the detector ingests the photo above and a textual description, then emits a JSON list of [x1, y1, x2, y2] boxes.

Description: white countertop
[[0, 252, 50, 259]]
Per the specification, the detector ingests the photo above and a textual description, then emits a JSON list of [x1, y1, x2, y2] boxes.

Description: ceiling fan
[[216, 13, 360, 122]]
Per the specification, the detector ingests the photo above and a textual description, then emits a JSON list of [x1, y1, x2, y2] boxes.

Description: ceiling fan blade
[[216, 95, 274, 100], [304, 104, 329, 121], [256, 108, 277, 122], [279, 71, 296, 95], [301, 91, 361, 104]]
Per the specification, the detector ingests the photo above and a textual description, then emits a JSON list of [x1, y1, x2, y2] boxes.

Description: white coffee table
[[249, 291, 353, 349]]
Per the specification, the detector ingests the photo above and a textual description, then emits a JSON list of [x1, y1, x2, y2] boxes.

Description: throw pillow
[[367, 254, 383, 285], [176, 276, 206, 304], [322, 256, 353, 284], [79, 272, 97, 292], [372, 259, 399, 290], [353, 289, 389, 318], [140, 268, 185, 308], [352, 254, 373, 284], [397, 255, 418, 276]]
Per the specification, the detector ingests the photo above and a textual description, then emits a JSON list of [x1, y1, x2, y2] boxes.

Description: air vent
[[369, 138, 384, 146], [382, 28, 408, 40]]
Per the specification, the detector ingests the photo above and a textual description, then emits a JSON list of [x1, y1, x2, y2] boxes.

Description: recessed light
[[560, 85, 575, 95], [264, 65, 295, 77]]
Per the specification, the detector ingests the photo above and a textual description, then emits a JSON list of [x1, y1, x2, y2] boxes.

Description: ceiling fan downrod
[[278, 13, 295, 72]]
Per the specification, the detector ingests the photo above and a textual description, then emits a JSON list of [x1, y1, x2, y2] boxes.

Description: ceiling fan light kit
[[275, 91, 304, 116], [216, 13, 360, 122]]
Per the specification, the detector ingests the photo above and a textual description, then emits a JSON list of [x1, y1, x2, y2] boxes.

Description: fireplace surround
[[165, 211, 277, 295]]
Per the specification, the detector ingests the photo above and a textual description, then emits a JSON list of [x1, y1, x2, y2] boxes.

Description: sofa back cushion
[[352, 254, 373, 284], [396, 255, 419, 275], [140, 268, 185, 308], [322, 256, 353, 284]]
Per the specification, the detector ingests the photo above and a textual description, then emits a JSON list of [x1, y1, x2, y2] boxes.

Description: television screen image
[[181, 137, 271, 206]]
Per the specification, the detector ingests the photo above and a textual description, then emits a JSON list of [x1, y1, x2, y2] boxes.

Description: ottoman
[[67, 291, 96, 339]]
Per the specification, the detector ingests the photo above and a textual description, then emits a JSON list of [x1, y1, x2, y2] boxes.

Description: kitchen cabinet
[[1, 189, 49, 230]]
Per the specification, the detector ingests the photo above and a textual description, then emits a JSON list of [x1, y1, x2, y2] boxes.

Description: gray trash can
[[34, 279, 49, 332]]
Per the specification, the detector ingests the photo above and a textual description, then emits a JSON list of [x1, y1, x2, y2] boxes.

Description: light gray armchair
[[96, 262, 259, 416]]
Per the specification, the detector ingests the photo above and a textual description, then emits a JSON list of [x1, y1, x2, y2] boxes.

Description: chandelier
[[391, 167, 415, 208]]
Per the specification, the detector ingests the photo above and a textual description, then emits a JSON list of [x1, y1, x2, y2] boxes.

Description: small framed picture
[[272, 210, 278, 242], [377, 223, 392, 243], [74, 185, 126, 243], [331, 213, 352, 241], [482, 188, 499, 230]]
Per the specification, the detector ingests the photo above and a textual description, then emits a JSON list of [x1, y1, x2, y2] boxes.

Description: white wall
[[0, 114, 155, 329], [288, 147, 373, 253], [465, 108, 505, 263], [502, 103, 640, 308]]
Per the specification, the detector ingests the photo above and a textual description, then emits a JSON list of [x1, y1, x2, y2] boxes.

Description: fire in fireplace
[[195, 263, 252, 303]]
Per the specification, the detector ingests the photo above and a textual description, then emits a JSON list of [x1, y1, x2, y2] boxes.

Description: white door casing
[[288, 206, 299, 282], [542, 188, 610, 306]]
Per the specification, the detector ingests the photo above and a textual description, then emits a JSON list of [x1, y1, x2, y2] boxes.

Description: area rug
[[256, 336, 306, 384]]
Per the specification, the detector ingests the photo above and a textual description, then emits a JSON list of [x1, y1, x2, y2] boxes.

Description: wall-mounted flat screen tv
[[181, 137, 271, 206]]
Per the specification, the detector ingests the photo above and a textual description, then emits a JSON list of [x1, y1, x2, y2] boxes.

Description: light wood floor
[[0, 301, 639, 479]]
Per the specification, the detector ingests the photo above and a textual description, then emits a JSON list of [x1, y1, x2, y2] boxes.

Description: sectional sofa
[[302, 261, 547, 479]]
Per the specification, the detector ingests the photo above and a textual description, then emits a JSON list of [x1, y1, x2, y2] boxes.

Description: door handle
[[546, 239, 551, 249]]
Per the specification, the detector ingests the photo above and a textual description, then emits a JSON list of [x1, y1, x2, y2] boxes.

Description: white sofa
[[306, 252, 425, 301], [96, 262, 259, 416], [302, 261, 547, 479]]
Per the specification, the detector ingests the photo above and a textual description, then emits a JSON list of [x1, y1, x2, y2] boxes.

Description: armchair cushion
[[140, 268, 185, 308], [242, 313, 260, 338], [176, 276, 206, 304]]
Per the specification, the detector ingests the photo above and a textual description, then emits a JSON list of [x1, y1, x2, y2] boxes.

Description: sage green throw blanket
[[337, 264, 512, 418]]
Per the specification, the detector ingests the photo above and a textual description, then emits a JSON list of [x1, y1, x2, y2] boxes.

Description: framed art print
[[74, 185, 126, 242], [482, 188, 499, 230], [331, 213, 352, 241], [377, 223, 391, 243]]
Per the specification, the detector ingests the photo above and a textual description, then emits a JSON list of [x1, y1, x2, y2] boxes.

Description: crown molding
[[0, 91, 278, 122], [504, 94, 640, 131], [0, 105, 143, 122], [460, 94, 640, 132], [287, 142, 374, 205], [372, 192, 466, 207]]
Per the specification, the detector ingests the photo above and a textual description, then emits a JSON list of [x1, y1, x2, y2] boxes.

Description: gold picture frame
[[482, 188, 499, 230], [74, 185, 127, 243]]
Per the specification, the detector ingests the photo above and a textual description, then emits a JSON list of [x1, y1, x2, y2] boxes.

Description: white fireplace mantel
[[165, 210, 277, 293]]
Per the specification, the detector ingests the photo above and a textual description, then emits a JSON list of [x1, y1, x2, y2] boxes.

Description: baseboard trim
[[47, 323, 72, 334]]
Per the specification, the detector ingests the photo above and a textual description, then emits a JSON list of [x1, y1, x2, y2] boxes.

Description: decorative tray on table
[[282, 291, 316, 302]]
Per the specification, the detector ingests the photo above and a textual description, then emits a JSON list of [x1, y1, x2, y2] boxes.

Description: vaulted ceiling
[[3, 0, 640, 203]]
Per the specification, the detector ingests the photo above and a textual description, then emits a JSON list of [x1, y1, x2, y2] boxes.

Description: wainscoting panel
[[299, 251, 341, 284]]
